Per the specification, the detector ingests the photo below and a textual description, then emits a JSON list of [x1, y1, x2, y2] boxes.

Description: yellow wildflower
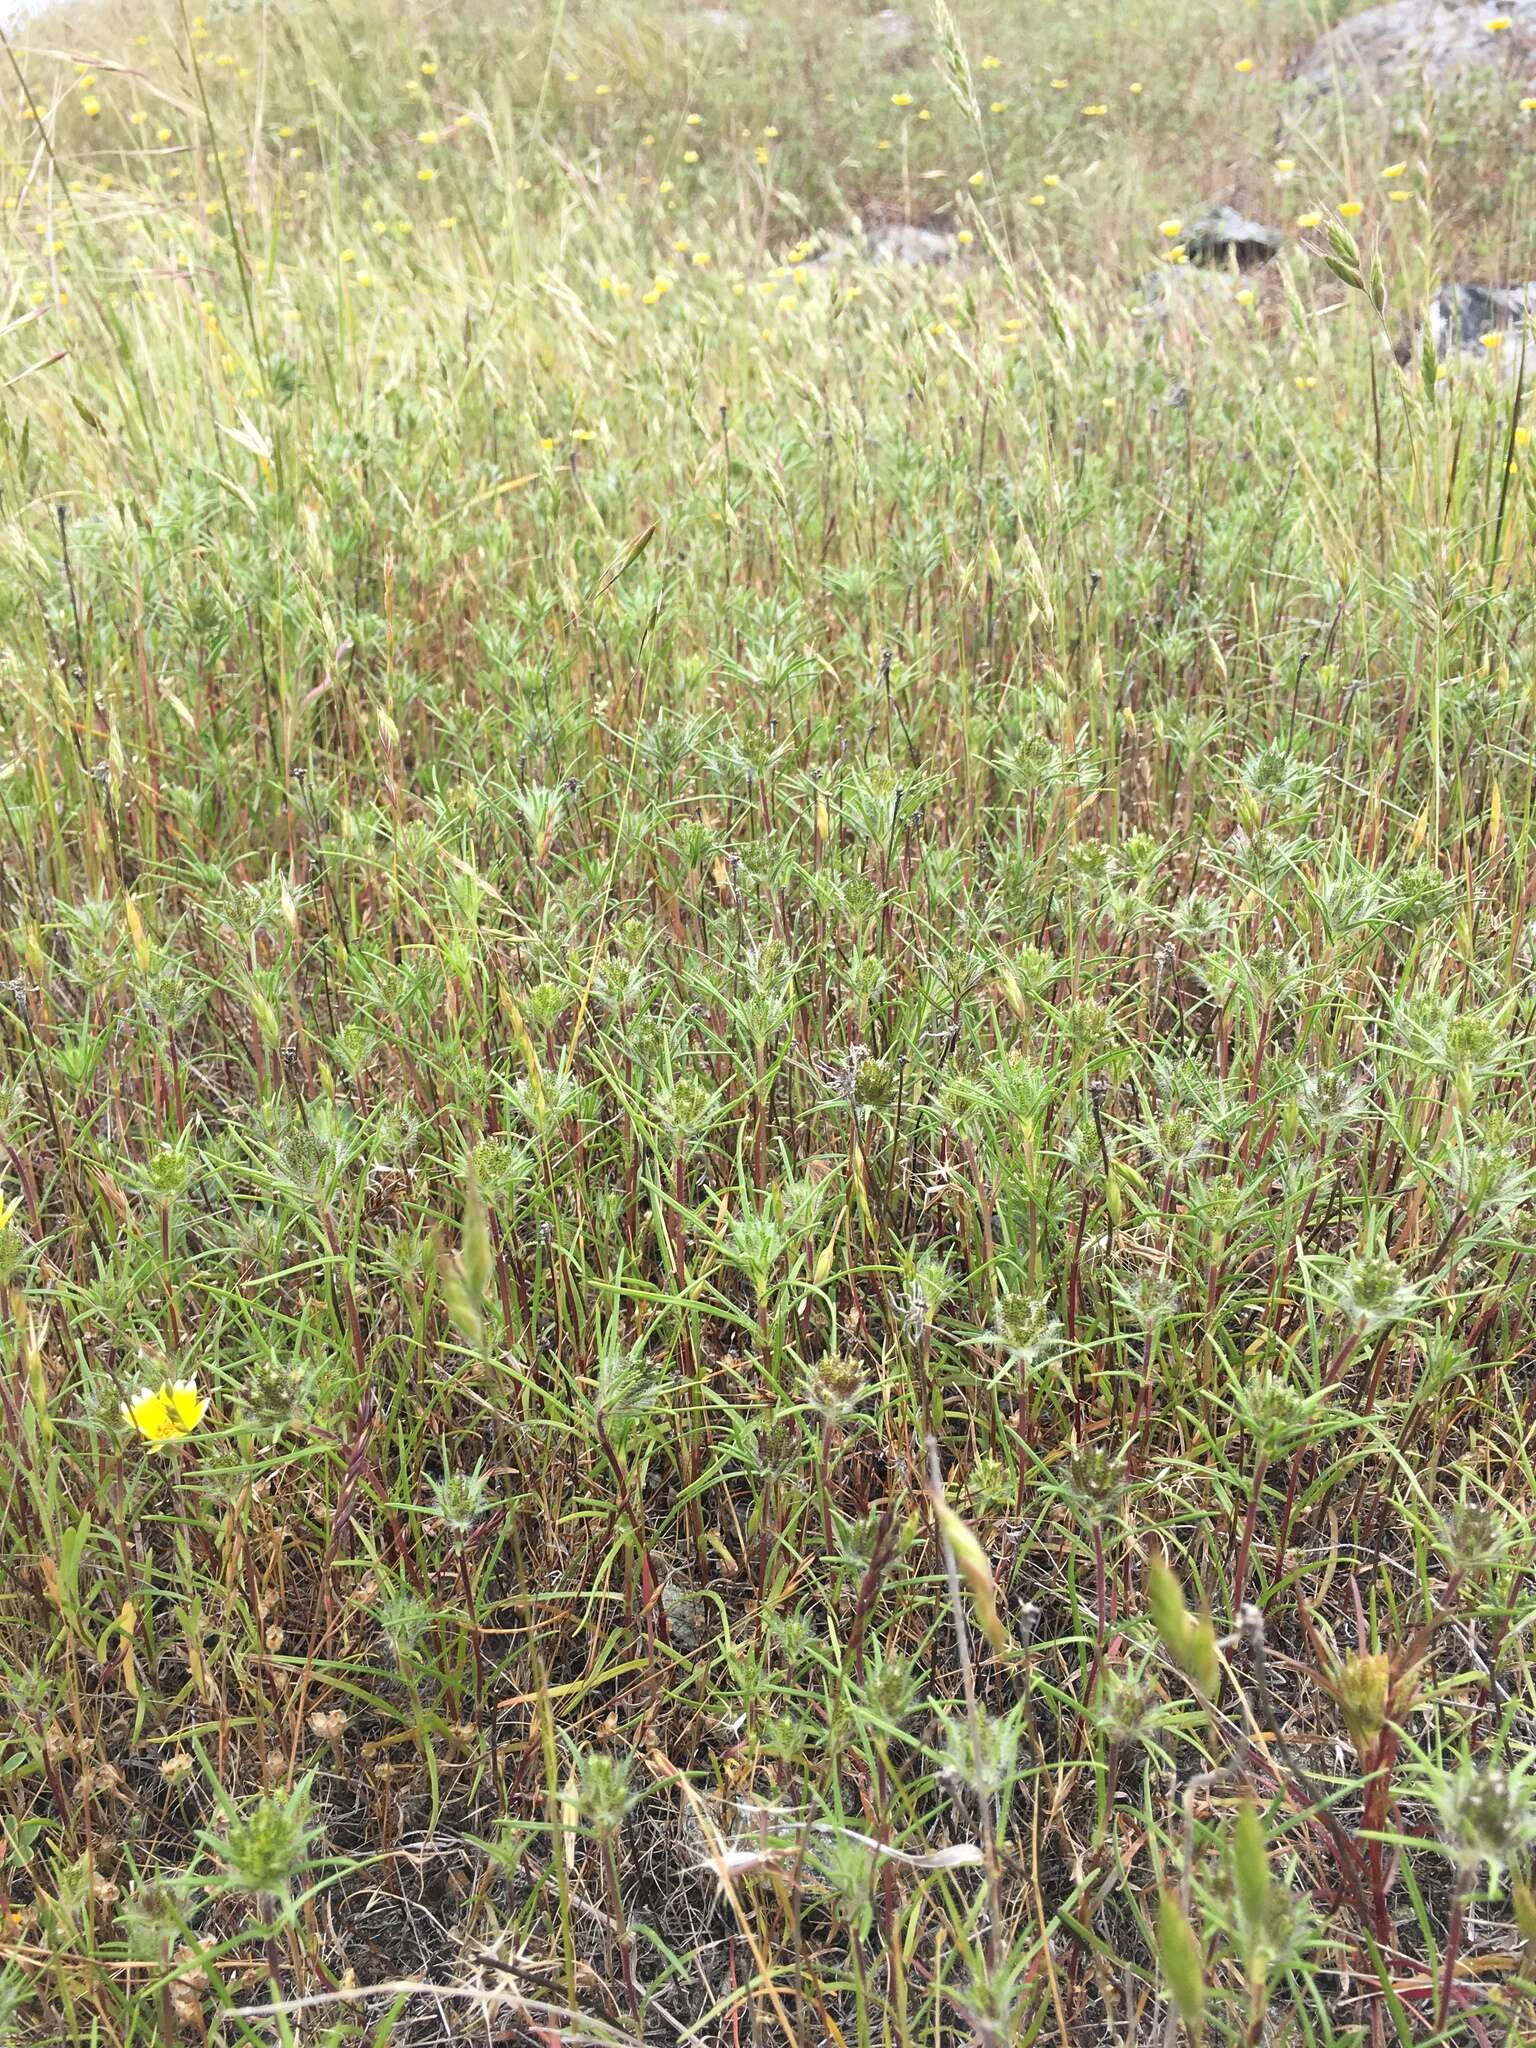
[[124, 1378, 209, 1445]]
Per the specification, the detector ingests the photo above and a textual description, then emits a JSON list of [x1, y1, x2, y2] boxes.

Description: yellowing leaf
[[934, 1497, 1006, 1653]]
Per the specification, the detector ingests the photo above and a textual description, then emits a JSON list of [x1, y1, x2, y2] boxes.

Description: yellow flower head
[[124, 1378, 208, 1445], [891, 92, 913, 107], [1043, 173, 1061, 186], [1487, 13, 1513, 27], [1382, 161, 1406, 177], [1338, 199, 1363, 217], [1523, 96, 1536, 108], [1158, 217, 1183, 237], [1481, 329, 1506, 348], [980, 54, 1002, 69], [1296, 211, 1322, 228], [968, 169, 985, 187], [1234, 57, 1254, 71]]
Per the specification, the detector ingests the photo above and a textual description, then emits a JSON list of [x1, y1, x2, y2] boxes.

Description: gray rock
[[1427, 281, 1536, 361], [806, 222, 960, 268], [1292, 0, 1536, 97], [682, 7, 751, 42], [865, 222, 958, 265], [1180, 205, 1283, 270], [865, 8, 920, 64]]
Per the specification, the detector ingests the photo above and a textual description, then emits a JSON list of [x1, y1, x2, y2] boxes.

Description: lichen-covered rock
[[1291, 0, 1536, 97]]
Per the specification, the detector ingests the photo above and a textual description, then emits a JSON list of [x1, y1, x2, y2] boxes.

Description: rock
[[807, 222, 961, 268], [1291, 0, 1536, 98], [865, 222, 958, 265], [1425, 282, 1536, 370], [865, 8, 920, 64], [682, 7, 750, 42], [1180, 205, 1283, 270]]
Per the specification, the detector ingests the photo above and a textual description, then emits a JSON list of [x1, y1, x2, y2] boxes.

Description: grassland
[[5, 0, 1536, 2042]]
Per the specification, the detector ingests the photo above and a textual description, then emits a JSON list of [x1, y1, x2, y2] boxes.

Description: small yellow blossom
[[1338, 199, 1363, 217], [124, 1378, 208, 1446], [1382, 161, 1406, 176], [417, 165, 436, 180], [990, 98, 1007, 111], [1236, 287, 1256, 306], [981, 54, 1002, 68], [421, 58, 439, 73], [876, 138, 892, 150], [1487, 13, 1513, 26], [1051, 78, 1068, 89], [682, 148, 699, 162], [755, 146, 768, 163], [1294, 374, 1317, 389], [1129, 81, 1143, 93], [418, 128, 439, 144], [1516, 426, 1532, 445], [1028, 192, 1045, 205], [1523, 96, 1536, 109], [1481, 330, 1506, 349], [1234, 57, 1254, 72], [129, 110, 146, 126], [82, 97, 100, 117], [957, 228, 974, 245], [1275, 158, 1295, 173], [686, 112, 702, 125], [891, 92, 913, 106], [1158, 217, 1183, 237], [1296, 211, 1322, 228], [763, 125, 779, 137], [340, 247, 355, 262], [1043, 173, 1061, 186], [1082, 103, 1108, 115], [157, 125, 173, 142], [968, 170, 985, 186], [1388, 189, 1411, 203], [917, 107, 930, 118]]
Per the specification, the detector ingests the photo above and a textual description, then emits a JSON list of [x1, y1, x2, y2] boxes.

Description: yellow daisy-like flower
[[1296, 210, 1322, 228], [968, 170, 985, 187], [1082, 103, 1108, 115], [1158, 217, 1183, 237], [980, 53, 1002, 69], [1487, 13, 1513, 27], [1234, 57, 1254, 71], [1028, 192, 1045, 205], [1388, 189, 1411, 202], [682, 148, 699, 162], [685, 112, 702, 126], [1523, 96, 1536, 108], [1043, 173, 1061, 186], [421, 58, 439, 73], [124, 1378, 208, 1445], [763, 125, 779, 137], [1480, 329, 1505, 349], [1338, 199, 1363, 217], [1382, 161, 1406, 177], [891, 92, 913, 107], [82, 97, 101, 117], [1129, 80, 1143, 92], [417, 165, 436, 180], [1236, 287, 1256, 306]]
